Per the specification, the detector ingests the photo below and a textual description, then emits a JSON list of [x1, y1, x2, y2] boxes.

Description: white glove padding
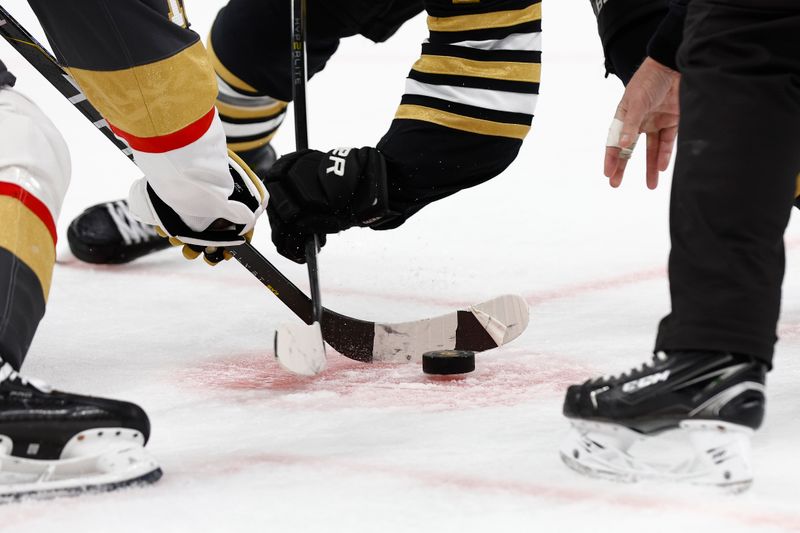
[[129, 150, 267, 264]]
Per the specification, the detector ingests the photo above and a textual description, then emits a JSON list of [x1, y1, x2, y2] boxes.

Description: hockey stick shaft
[[291, 0, 323, 325], [291, 0, 309, 151]]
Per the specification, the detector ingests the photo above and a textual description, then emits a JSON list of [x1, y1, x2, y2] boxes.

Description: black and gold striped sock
[[207, 34, 287, 154]]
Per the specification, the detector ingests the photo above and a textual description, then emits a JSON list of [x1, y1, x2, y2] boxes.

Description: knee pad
[[0, 87, 71, 220]]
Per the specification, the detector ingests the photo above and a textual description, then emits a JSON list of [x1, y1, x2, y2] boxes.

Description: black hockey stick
[[268, 0, 326, 375], [0, 5, 527, 363], [290, 0, 323, 329]]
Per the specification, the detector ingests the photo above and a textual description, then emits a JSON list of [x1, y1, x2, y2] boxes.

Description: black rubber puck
[[422, 350, 475, 375]]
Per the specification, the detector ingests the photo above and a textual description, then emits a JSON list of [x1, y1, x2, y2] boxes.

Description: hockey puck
[[422, 350, 475, 375]]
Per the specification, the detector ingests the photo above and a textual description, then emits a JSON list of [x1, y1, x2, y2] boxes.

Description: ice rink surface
[[2, 1, 800, 532]]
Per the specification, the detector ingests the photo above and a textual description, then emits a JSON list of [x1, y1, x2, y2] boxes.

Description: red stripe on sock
[[0, 182, 57, 245], [109, 108, 216, 154]]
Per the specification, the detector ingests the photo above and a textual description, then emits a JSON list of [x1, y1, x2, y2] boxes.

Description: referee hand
[[605, 57, 680, 190]]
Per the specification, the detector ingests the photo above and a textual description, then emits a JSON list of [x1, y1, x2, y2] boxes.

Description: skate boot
[[560, 351, 766, 491], [67, 199, 170, 264], [67, 143, 276, 264], [0, 359, 161, 501]]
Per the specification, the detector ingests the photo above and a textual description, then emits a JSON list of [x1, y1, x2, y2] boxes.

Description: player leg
[[67, 0, 423, 264], [30, 0, 266, 267], [561, 0, 800, 490], [67, 0, 338, 264], [0, 61, 160, 500], [209, 0, 421, 167]]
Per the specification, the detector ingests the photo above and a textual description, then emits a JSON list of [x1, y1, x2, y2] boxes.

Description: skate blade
[[274, 321, 327, 376], [0, 443, 161, 503], [560, 419, 754, 492]]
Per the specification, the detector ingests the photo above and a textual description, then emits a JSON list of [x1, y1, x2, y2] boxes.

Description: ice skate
[[67, 199, 171, 264], [560, 351, 766, 491], [0, 360, 161, 501]]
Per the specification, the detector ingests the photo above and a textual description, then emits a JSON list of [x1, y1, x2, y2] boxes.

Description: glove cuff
[[350, 148, 392, 226]]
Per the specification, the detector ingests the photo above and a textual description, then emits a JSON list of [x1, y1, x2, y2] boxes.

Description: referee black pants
[[654, 0, 800, 365]]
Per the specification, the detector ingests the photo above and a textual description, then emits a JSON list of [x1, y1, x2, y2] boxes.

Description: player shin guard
[[0, 87, 69, 369], [560, 351, 766, 491]]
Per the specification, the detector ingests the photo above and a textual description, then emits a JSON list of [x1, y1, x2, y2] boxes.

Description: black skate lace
[[106, 200, 159, 245], [593, 352, 669, 383]]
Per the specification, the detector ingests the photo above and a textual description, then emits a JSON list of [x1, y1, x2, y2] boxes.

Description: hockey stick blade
[[0, 7, 531, 364], [274, 322, 327, 376], [229, 244, 529, 362]]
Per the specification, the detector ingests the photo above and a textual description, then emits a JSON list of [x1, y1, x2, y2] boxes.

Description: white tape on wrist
[[606, 118, 637, 160]]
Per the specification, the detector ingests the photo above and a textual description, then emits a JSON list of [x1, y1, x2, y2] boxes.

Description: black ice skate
[[0, 360, 161, 501], [67, 199, 171, 264], [68, 143, 276, 264], [560, 351, 766, 491]]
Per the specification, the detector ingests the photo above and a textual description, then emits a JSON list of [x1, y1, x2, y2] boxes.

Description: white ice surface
[[1, 2, 800, 532]]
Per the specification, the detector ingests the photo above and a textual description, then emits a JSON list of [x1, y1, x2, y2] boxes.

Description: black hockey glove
[[264, 147, 394, 263]]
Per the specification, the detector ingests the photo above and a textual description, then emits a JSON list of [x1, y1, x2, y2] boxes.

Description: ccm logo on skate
[[621, 370, 670, 393], [327, 148, 352, 176]]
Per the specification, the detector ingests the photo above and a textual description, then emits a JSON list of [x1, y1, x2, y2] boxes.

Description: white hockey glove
[[128, 149, 267, 266]]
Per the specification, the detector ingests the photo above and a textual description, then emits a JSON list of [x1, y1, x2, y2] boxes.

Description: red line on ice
[[58, 234, 800, 312], [170, 450, 800, 531], [175, 349, 597, 408]]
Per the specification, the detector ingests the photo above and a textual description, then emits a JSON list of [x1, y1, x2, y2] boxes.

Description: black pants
[[654, 0, 800, 364]]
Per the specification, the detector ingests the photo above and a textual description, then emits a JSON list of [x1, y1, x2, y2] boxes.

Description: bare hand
[[605, 57, 681, 189]]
